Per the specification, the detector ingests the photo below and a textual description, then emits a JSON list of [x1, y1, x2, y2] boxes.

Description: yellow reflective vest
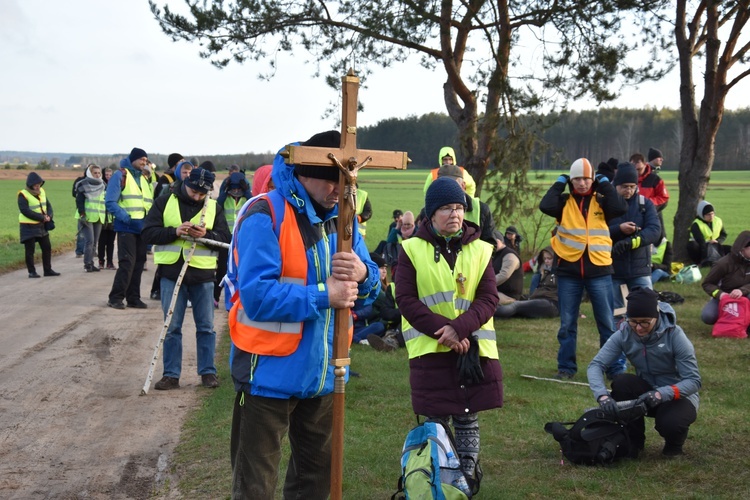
[[401, 237, 498, 360], [691, 217, 723, 242], [224, 196, 247, 232], [119, 170, 153, 220], [83, 192, 106, 223], [551, 195, 612, 266], [153, 195, 218, 269], [356, 189, 368, 238], [18, 189, 46, 224]]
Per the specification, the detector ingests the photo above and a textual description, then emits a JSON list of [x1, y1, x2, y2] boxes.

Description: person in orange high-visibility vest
[[539, 158, 628, 381]]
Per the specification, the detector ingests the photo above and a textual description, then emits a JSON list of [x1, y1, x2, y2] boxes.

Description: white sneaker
[[359, 339, 369, 345], [187, 300, 192, 308]]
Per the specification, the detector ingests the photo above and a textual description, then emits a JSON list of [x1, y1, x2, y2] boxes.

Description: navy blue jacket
[[608, 193, 661, 279]]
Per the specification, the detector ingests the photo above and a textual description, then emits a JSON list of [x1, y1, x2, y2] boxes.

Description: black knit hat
[[294, 130, 341, 181], [199, 160, 216, 173], [167, 153, 183, 169], [425, 177, 467, 219], [369, 252, 387, 268], [184, 167, 215, 194], [647, 148, 663, 162], [702, 203, 715, 216], [613, 163, 638, 186], [596, 161, 616, 182], [129, 147, 148, 163], [626, 287, 659, 319]]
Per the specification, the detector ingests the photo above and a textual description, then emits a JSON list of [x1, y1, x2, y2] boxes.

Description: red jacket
[[638, 164, 669, 210]]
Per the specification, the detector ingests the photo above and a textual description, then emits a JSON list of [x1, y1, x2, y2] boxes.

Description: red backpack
[[712, 295, 750, 339]]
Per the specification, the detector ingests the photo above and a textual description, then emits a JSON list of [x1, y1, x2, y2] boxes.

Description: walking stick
[[141, 190, 212, 395]]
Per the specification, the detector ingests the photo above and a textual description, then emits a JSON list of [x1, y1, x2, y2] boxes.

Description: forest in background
[[3, 107, 749, 171]]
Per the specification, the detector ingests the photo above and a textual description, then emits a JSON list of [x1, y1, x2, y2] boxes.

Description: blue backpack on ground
[[392, 418, 471, 499]]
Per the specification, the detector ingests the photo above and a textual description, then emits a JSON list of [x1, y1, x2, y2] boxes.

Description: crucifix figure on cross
[[280, 68, 409, 500]]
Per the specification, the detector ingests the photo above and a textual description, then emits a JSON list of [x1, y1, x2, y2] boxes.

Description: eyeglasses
[[436, 205, 464, 216], [627, 318, 655, 329]]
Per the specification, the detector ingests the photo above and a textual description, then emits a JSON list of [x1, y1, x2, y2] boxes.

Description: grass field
[[2, 171, 749, 498]]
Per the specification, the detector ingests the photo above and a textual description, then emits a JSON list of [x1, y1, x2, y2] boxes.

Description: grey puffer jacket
[[587, 301, 701, 410]]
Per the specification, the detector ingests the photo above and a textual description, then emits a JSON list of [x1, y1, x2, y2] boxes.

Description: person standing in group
[[423, 146, 477, 197], [98, 167, 117, 270], [105, 147, 153, 310], [539, 158, 627, 380], [76, 164, 106, 273], [214, 170, 250, 307], [154, 153, 183, 199], [588, 287, 701, 457], [631, 151, 669, 240], [396, 176, 501, 494], [608, 163, 661, 322], [228, 131, 380, 499], [142, 167, 230, 390], [18, 172, 60, 278]]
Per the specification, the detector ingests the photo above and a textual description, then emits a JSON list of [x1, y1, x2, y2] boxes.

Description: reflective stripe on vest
[[84, 193, 106, 223], [356, 189, 368, 237], [224, 196, 247, 232], [118, 170, 153, 219], [153, 195, 218, 269], [18, 189, 46, 224], [551, 195, 612, 266], [692, 217, 723, 242], [401, 237, 498, 360], [228, 194, 308, 356]]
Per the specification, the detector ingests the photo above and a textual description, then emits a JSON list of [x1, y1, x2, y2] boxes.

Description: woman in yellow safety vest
[[18, 172, 60, 278], [687, 200, 730, 266], [395, 176, 501, 495], [76, 164, 106, 272]]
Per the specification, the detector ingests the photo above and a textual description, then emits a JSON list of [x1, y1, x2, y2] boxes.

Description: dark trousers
[[23, 236, 52, 273], [495, 299, 559, 319], [215, 247, 228, 302], [231, 392, 333, 500], [98, 228, 116, 265], [611, 373, 697, 449], [108, 232, 146, 303]]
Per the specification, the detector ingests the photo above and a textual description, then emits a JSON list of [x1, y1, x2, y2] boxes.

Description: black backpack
[[544, 401, 646, 465]]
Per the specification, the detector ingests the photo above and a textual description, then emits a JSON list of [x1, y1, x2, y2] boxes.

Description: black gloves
[[612, 238, 631, 256], [457, 335, 484, 385], [598, 396, 619, 419], [636, 390, 662, 409]]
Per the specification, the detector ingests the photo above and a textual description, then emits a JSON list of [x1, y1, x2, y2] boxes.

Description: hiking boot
[[662, 443, 684, 457], [29, 272, 41, 278], [127, 300, 148, 309], [154, 376, 180, 390], [367, 333, 397, 352], [106, 263, 116, 270], [201, 374, 220, 389], [44, 270, 61, 277], [107, 300, 126, 310], [554, 370, 574, 380], [150, 290, 160, 301], [85, 265, 100, 273]]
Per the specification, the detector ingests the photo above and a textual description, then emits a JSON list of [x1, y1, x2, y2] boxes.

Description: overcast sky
[[1, 0, 748, 157]]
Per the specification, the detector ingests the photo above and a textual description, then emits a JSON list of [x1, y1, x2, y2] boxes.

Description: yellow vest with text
[[153, 195, 218, 269], [119, 170, 153, 219], [356, 189, 368, 237], [401, 237, 498, 360], [224, 196, 247, 232], [551, 195, 612, 266], [18, 189, 46, 224], [691, 217, 723, 242]]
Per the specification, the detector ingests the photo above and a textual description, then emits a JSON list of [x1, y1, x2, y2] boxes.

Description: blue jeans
[[81, 221, 102, 268], [557, 274, 625, 376], [160, 278, 217, 378], [651, 268, 670, 284], [353, 322, 386, 343]]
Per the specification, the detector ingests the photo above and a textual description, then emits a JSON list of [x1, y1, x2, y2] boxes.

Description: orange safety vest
[[430, 166, 466, 180], [228, 195, 308, 356], [551, 194, 612, 266]]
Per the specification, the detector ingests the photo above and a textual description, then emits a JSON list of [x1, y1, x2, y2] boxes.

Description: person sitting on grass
[[494, 247, 559, 319]]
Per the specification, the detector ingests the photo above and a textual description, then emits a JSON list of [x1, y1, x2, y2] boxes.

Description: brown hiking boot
[[367, 334, 398, 352], [201, 374, 220, 388], [154, 376, 180, 390]]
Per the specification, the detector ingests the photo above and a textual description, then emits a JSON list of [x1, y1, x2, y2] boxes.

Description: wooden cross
[[281, 69, 408, 500]]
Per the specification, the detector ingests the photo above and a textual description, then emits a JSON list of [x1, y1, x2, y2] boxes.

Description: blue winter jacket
[[608, 193, 661, 279], [229, 145, 380, 399], [104, 158, 147, 234], [587, 301, 701, 410]]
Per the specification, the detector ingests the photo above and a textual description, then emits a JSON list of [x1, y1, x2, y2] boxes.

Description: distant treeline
[[358, 107, 750, 170], [4, 107, 749, 171]]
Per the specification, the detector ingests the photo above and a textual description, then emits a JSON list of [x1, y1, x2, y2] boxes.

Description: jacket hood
[[251, 164, 273, 196], [438, 146, 457, 167], [731, 230, 750, 258], [271, 144, 338, 223], [25, 171, 44, 188], [696, 200, 713, 220]]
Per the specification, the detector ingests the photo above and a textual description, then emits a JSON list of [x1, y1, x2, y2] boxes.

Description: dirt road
[[0, 249, 226, 499]]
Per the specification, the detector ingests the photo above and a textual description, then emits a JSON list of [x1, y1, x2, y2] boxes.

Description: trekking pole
[[141, 190, 212, 395]]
